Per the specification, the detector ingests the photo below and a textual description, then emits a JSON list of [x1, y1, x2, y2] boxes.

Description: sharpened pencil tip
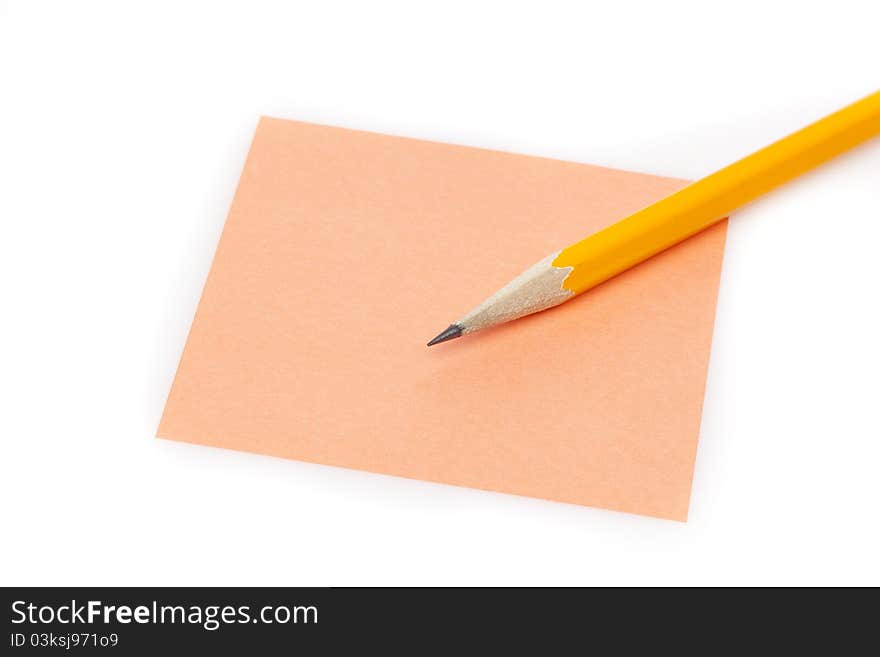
[[427, 324, 463, 347]]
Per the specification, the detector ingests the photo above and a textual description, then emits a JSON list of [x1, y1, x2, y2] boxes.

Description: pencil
[[427, 90, 880, 346]]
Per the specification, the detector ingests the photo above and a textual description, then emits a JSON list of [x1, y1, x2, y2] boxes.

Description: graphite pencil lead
[[427, 324, 463, 347]]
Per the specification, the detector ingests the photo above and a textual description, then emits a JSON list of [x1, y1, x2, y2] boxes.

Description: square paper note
[[159, 118, 727, 520]]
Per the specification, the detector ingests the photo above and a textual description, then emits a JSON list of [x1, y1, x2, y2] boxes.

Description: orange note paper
[[159, 118, 727, 521]]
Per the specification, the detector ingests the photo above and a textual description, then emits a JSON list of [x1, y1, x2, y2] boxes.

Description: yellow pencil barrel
[[553, 90, 880, 294]]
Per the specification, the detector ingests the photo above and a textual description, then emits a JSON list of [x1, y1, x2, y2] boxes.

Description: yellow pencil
[[428, 90, 880, 346]]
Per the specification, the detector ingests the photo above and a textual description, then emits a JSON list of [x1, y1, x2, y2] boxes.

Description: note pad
[[158, 118, 727, 520]]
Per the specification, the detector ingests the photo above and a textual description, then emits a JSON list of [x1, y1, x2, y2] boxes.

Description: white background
[[1, 0, 878, 586]]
